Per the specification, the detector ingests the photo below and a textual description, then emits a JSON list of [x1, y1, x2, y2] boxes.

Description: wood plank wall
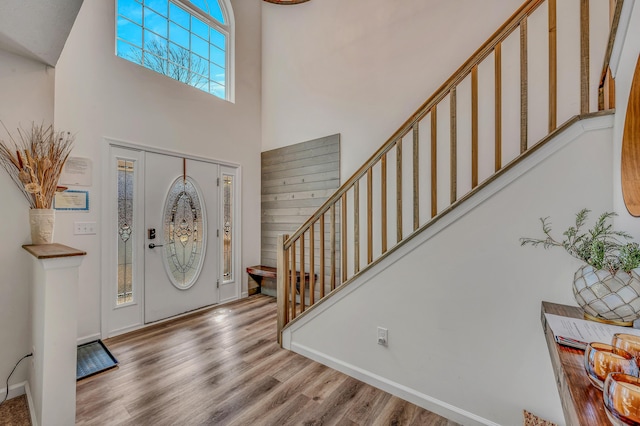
[[261, 135, 341, 295]]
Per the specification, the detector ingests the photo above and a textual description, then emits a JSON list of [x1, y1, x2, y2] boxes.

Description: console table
[[541, 301, 609, 425]]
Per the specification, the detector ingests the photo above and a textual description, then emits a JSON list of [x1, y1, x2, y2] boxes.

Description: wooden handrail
[[599, 0, 624, 110], [283, 0, 546, 249]]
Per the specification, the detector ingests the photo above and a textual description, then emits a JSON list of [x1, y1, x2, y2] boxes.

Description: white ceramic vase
[[573, 264, 640, 325], [29, 208, 55, 244]]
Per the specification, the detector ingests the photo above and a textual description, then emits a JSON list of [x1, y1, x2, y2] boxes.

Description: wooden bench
[[246, 265, 277, 280], [246, 265, 313, 297]]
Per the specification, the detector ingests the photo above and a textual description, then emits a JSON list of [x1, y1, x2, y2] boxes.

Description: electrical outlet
[[74, 221, 97, 235], [377, 327, 388, 346]]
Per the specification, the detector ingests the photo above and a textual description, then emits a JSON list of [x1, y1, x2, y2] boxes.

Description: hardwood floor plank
[[75, 295, 459, 426], [291, 376, 365, 426], [240, 337, 282, 365], [234, 393, 314, 426], [372, 397, 419, 426], [228, 363, 324, 425], [196, 375, 282, 425], [270, 352, 315, 383], [410, 409, 460, 426], [341, 383, 393, 424], [301, 365, 348, 403]]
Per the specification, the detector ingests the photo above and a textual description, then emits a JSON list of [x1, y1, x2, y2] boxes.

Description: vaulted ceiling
[[0, 0, 84, 66]]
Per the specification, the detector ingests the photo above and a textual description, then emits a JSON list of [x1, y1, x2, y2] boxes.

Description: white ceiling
[[0, 0, 84, 66]]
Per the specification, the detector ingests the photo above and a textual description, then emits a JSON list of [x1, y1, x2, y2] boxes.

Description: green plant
[[520, 209, 640, 274]]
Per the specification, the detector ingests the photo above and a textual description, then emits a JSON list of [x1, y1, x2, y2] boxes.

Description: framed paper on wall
[[54, 190, 90, 211]]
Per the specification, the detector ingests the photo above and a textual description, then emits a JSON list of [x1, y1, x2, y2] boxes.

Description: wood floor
[[76, 295, 458, 425]]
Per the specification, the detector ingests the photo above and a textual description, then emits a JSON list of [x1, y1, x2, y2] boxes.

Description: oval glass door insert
[[163, 176, 207, 289]]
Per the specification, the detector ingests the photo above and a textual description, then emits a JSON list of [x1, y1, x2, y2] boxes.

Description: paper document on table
[[544, 313, 640, 350]]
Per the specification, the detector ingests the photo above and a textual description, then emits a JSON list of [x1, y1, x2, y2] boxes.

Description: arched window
[[116, 0, 234, 101]]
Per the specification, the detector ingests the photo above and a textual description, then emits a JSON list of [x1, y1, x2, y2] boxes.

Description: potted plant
[[0, 123, 74, 244], [521, 209, 640, 325]]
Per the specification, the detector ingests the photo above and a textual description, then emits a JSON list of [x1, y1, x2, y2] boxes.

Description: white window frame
[[115, 0, 235, 102]]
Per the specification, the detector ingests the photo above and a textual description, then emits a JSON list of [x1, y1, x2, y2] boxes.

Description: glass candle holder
[[612, 333, 640, 359], [584, 342, 639, 390], [603, 373, 640, 425]]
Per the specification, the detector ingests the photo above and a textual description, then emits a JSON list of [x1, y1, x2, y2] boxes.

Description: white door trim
[[105, 137, 241, 168], [100, 137, 242, 339]]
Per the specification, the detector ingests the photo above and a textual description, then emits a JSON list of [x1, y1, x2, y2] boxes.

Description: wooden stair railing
[[276, 0, 624, 343]]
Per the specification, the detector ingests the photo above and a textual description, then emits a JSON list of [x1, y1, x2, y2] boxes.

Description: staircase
[[276, 0, 623, 339], [273, 0, 629, 423]]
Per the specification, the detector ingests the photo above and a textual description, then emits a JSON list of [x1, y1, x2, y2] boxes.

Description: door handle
[[148, 243, 164, 249]]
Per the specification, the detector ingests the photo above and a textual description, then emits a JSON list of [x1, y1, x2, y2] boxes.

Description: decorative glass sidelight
[[163, 176, 206, 289], [117, 159, 135, 305], [223, 174, 233, 282]]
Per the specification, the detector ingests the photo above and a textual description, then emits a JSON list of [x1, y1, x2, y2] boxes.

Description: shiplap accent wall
[[261, 134, 340, 282]]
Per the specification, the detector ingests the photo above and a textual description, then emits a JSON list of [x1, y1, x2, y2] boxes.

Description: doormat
[[76, 340, 118, 380]]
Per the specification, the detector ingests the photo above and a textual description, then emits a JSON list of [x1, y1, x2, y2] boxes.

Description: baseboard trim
[[107, 322, 145, 339], [106, 297, 244, 339], [77, 333, 101, 345], [1, 380, 26, 402], [291, 343, 499, 426], [25, 381, 37, 426], [219, 295, 239, 304]]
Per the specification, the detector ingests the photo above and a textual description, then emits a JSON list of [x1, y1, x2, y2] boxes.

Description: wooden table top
[[541, 301, 609, 425], [22, 243, 86, 259]]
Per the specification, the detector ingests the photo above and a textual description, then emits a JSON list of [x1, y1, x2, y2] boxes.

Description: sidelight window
[[117, 159, 135, 305], [222, 174, 234, 282]]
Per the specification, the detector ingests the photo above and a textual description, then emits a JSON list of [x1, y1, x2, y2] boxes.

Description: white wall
[[284, 120, 614, 425], [52, 0, 262, 341], [0, 49, 54, 398], [263, 0, 540, 178]]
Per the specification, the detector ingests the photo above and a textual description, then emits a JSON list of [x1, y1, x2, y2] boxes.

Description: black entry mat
[[76, 340, 118, 380]]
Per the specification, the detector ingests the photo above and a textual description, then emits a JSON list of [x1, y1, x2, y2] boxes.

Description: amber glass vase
[[584, 342, 639, 390], [613, 334, 640, 359], [603, 373, 640, 425]]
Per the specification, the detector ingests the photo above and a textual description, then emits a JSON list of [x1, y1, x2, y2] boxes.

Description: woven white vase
[[29, 208, 55, 244], [573, 264, 640, 325]]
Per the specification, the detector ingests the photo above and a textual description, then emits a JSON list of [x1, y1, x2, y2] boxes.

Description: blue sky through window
[[145, 0, 168, 16], [190, 0, 225, 24], [116, 0, 227, 100]]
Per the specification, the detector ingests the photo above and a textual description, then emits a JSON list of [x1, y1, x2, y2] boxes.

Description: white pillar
[[24, 244, 85, 426]]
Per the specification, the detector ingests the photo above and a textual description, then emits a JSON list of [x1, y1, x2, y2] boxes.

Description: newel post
[[276, 234, 289, 345], [23, 243, 86, 426]]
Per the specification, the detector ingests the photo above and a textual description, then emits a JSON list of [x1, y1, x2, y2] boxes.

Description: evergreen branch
[[520, 209, 640, 274]]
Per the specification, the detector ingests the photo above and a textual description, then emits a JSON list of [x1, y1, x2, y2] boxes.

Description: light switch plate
[[74, 221, 97, 235]]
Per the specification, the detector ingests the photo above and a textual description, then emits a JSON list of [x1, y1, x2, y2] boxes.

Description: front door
[[144, 152, 219, 323]]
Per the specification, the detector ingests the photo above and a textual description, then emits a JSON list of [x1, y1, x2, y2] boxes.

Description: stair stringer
[[281, 112, 614, 426]]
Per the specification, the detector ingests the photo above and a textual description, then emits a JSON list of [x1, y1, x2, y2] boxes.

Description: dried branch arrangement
[[0, 123, 74, 209]]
